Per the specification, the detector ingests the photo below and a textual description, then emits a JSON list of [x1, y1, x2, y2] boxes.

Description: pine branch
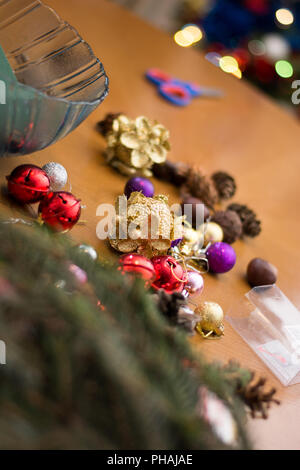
[[0, 216, 252, 449]]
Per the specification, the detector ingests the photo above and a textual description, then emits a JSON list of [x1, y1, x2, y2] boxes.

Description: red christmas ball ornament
[[6, 164, 50, 204], [151, 255, 187, 294], [244, 0, 268, 15], [252, 57, 275, 84], [38, 191, 81, 232], [119, 254, 156, 283], [232, 48, 250, 72]]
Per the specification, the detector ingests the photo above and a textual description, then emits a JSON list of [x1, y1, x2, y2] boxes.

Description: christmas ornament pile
[[152, 159, 261, 273], [109, 176, 228, 339], [6, 163, 81, 232], [97, 113, 264, 338]]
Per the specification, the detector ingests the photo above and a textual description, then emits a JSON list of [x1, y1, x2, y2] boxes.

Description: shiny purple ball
[[206, 242, 236, 274], [124, 177, 154, 198]]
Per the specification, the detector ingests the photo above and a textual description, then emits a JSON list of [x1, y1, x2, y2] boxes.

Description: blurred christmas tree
[[0, 216, 277, 449], [177, 0, 300, 114]]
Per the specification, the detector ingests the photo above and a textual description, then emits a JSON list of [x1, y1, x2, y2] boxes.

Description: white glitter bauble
[[78, 244, 98, 261], [263, 34, 291, 62], [42, 162, 68, 191]]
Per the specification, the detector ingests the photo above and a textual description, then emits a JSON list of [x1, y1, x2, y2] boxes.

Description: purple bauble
[[182, 270, 204, 297], [206, 242, 236, 274], [124, 177, 154, 198], [171, 238, 183, 248]]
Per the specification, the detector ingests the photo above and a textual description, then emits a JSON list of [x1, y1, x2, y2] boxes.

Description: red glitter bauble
[[119, 254, 156, 283], [6, 164, 50, 204], [151, 255, 187, 293], [38, 191, 81, 232]]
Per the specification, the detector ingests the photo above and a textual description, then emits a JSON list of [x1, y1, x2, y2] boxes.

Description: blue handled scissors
[[146, 68, 223, 106]]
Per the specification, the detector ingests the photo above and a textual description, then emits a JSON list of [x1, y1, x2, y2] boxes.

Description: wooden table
[[1, 0, 300, 450]]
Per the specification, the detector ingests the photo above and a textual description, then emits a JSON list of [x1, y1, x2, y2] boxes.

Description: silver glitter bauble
[[42, 162, 68, 191], [78, 244, 98, 261]]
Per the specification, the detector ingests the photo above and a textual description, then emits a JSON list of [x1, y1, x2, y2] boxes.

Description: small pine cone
[[152, 160, 189, 186], [211, 171, 237, 201], [228, 203, 262, 238], [211, 210, 243, 244], [236, 376, 280, 419], [96, 112, 121, 137], [153, 290, 187, 322], [181, 166, 219, 209]]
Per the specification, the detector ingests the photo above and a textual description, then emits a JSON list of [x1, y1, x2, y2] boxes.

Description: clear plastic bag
[[227, 285, 300, 386]]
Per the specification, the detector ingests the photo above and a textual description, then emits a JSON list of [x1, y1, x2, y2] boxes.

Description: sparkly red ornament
[[151, 255, 187, 293], [38, 191, 81, 232], [118, 254, 156, 283], [6, 164, 50, 204]]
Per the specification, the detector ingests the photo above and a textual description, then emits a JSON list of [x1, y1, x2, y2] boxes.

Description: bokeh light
[[219, 56, 239, 74], [174, 24, 203, 47], [275, 60, 293, 78], [275, 8, 294, 26], [231, 68, 242, 79], [174, 29, 194, 47], [205, 51, 221, 66], [183, 24, 203, 43], [248, 39, 266, 56]]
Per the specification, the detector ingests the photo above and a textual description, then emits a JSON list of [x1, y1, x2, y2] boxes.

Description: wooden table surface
[[1, 0, 300, 450]]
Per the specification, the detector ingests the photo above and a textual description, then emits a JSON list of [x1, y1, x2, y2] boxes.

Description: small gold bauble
[[180, 243, 193, 256], [198, 222, 223, 246], [183, 227, 202, 246], [195, 301, 224, 338]]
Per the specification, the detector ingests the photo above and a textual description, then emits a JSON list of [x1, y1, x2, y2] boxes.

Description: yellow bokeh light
[[182, 24, 203, 43], [275, 8, 294, 26], [174, 29, 194, 47], [231, 68, 242, 79], [219, 56, 239, 74]]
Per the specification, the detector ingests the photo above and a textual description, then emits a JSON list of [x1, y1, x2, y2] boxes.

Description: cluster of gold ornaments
[[173, 225, 225, 339], [182, 222, 224, 255], [174, 222, 224, 273], [104, 114, 170, 176], [109, 192, 183, 257]]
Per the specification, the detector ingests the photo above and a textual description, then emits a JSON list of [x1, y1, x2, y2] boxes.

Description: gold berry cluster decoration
[[109, 192, 183, 257], [102, 114, 170, 177]]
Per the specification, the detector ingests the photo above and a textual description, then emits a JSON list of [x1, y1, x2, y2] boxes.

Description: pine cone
[[227, 203, 261, 238], [153, 290, 187, 321], [211, 171, 237, 201], [152, 160, 189, 186], [236, 375, 280, 419], [96, 112, 121, 137], [211, 210, 242, 244], [152, 291, 198, 333], [181, 166, 219, 209]]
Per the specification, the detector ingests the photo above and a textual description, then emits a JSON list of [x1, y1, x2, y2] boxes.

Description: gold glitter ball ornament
[[195, 301, 224, 338], [198, 222, 223, 246], [104, 114, 170, 176], [109, 192, 184, 257], [183, 227, 201, 246]]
